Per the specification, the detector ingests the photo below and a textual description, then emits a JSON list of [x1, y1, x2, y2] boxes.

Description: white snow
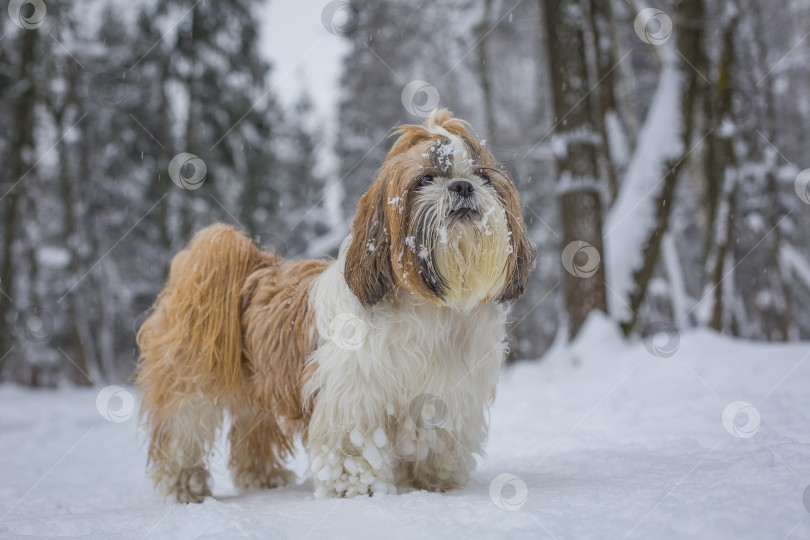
[[1, 314, 809, 539], [404, 236, 417, 254], [661, 233, 691, 325], [36, 246, 71, 269], [439, 226, 448, 245], [605, 110, 630, 169]]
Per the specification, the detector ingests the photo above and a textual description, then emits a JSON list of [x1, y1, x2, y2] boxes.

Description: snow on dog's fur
[[135, 109, 535, 501]]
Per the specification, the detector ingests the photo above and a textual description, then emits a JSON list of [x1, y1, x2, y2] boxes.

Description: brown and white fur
[[135, 109, 536, 502]]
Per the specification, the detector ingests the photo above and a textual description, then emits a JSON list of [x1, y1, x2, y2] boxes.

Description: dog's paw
[[233, 466, 295, 492], [175, 466, 213, 503], [310, 428, 396, 498], [313, 464, 396, 498]]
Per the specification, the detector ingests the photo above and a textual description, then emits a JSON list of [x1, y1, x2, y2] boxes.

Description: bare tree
[[542, 0, 607, 339], [610, 0, 710, 335]]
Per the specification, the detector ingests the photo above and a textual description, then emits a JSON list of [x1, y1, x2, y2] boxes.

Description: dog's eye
[[476, 170, 491, 184], [418, 174, 434, 187]]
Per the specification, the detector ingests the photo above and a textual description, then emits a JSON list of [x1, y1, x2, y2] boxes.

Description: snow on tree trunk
[[661, 233, 690, 326], [603, 44, 684, 326]]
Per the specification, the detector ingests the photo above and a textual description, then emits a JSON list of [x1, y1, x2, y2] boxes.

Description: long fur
[[135, 109, 535, 502], [303, 241, 508, 496]]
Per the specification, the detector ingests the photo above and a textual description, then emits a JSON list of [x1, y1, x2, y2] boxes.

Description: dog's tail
[[136, 223, 266, 395], [135, 224, 269, 496]]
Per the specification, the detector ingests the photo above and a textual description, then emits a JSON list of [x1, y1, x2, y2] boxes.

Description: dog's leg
[[307, 427, 397, 498], [399, 428, 477, 492], [145, 392, 222, 503], [392, 404, 484, 493], [136, 224, 272, 502], [228, 405, 295, 491], [306, 400, 398, 498]]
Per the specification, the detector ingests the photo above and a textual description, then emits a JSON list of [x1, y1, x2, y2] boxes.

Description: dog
[[135, 109, 535, 501]]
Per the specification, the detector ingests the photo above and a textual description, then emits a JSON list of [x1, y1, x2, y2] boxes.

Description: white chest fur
[[302, 241, 509, 497]]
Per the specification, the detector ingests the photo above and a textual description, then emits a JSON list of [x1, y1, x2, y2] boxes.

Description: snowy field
[[1, 315, 809, 539]]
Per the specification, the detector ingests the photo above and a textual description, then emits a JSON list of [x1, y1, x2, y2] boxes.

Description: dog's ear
[[497, 180, 537, 303], [345, 179, 395, 308], [499, 223, 536, 302]]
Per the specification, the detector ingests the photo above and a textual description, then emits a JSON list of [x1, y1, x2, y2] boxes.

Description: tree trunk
[[701, 3, 739, 332], [619, 0, 708, 335], [584, 0, 623, 203], [54, 81, 97, 385], [543, 0, 607, 339], [1, 29, 39, 359]]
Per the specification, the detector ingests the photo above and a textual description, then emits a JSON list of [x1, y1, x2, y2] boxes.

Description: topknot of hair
[[387, 109, 474, 158]]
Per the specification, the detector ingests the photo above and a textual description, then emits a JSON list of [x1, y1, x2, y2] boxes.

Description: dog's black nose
[[448, 180, 475, 198]]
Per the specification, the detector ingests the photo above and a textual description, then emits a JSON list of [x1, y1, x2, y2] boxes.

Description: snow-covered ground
[[1, 315, 809, 539]]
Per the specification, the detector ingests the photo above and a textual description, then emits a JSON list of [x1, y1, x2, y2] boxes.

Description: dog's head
[[345, 109, 536, 310]]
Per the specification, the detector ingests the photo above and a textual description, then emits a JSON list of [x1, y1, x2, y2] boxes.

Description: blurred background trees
[[1, 0, 808, 386]]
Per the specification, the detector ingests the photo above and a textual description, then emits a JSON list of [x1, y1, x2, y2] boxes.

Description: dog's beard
[[411, 182, 511, 310]]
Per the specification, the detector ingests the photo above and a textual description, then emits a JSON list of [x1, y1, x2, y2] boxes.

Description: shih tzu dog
[[135, 109, 535, 502]]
